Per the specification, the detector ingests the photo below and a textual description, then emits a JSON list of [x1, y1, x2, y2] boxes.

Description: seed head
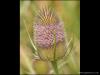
[[33, 7, 65, 48]]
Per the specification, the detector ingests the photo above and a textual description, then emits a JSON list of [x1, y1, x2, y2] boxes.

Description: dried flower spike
[[33, 6, 66, 61]]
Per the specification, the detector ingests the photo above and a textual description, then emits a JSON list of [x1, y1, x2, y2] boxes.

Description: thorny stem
[[51, 30, 59, 75]]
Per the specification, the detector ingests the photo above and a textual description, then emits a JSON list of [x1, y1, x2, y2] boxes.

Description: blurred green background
[[20, 0, 80, 74]]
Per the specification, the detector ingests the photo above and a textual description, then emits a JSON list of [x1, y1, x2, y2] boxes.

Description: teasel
[[33, 6, 68, 61]]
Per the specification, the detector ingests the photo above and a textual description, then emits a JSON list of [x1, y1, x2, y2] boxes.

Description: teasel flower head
[[33, 7, 67, 61]]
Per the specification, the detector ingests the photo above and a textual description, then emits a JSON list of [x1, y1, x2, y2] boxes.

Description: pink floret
[[33, 22, 65, 48]]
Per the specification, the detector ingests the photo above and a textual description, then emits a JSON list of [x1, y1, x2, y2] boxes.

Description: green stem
[[51, 61, 59, 75]]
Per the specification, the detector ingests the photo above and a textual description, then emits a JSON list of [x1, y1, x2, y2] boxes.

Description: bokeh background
[[20, 0, 80, 74]]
